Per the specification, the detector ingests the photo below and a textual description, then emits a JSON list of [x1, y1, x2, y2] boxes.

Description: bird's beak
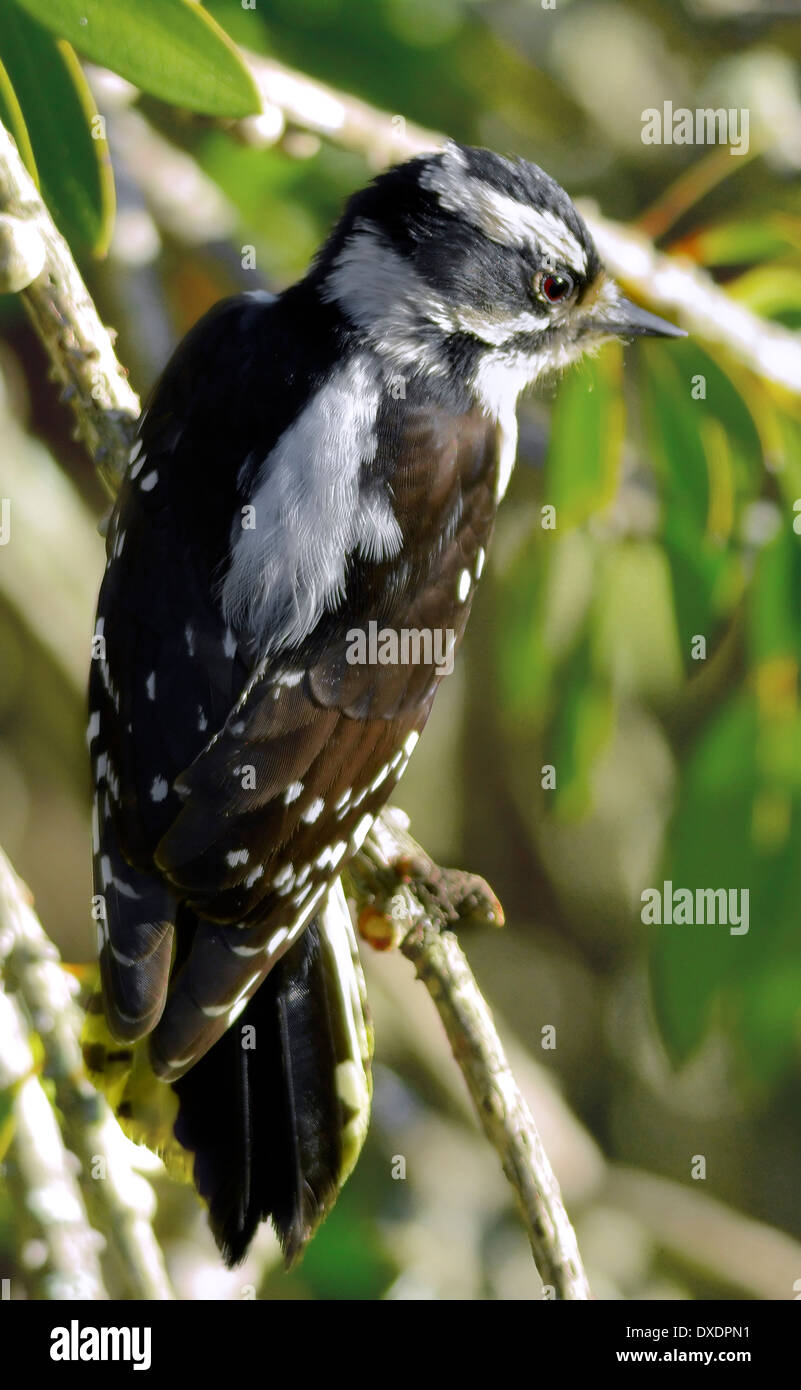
[[599, 296, 686, 339]]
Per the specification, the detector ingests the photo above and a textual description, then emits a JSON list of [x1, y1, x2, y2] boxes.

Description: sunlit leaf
[[590, 541, 683, 701], [749, 522, 801, 668], [545, 636, 614, 821], [0, 57, 37, 181], [0, 5, 114, 253], [544, 347, 625, 530], [676, 217, 800, 268], [726, 265, 801, 320], [639, 350, 751, 657], [652, 691, 801, 1079], [13, 0, 260, 118]]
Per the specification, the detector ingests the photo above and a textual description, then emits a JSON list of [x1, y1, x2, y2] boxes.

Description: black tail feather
[[172, 917, 345, 1267]]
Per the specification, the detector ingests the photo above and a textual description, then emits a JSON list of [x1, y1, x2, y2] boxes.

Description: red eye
[[536, 271, 575, 304]]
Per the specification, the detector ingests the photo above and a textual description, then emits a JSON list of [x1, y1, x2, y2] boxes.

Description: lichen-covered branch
[[0, 122, 138, 495], [0, 977, 107, 1300], [0, 848, 174, 1300], [346, 809, 590, 1300], [0, 116, 589, 1298]]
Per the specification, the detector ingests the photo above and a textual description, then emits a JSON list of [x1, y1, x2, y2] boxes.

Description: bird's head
[[316, 142, 683, 402]]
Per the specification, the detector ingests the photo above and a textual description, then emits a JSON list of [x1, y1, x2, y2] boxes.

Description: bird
[[82, 141, 684, 1267]]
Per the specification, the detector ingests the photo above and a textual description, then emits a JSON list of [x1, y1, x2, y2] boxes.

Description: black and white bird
[[83, 142, 683, 1266]]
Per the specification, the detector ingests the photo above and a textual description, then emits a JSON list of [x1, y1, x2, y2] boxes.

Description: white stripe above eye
[[420, 149, 588, 275]]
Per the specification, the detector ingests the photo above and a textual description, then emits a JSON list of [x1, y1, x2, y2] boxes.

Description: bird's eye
[[534, 270, 575, 305]]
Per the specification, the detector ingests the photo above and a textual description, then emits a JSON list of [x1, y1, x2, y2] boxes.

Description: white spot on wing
[[457, 568, 471, 602], [301, 796, 325, 824], [350, 814, 374, 852], [202, 970, 261, 1018], [330, 840, 348, 869], [272, 863, 294, 891], [369, 763, 390, 793], [150, 776, 168, 802]]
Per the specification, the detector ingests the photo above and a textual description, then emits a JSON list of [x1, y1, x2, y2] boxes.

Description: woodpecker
[[83, 142, 684, 1266]]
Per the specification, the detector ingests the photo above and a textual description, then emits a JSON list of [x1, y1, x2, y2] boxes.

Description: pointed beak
[[599, 296, 686, 339]]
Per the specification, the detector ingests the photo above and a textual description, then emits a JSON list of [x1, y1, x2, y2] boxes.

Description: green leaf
[[13, 0, 260, 118], [545, 636, 614, 821], [651, 692, 801, 1079], [590, 541, 683, 701], [738, 963, 801, 1084], [650, 697, 754, 1061], [544, 348, 625, 530], [681, 217, 800, 268], [639, 350, 750, 656], [496, 524, 553, 725], [0, 6, 114, 254], [726, 265, 801, 319], [0, 57, 37, 181], [749, 522, 801, 668]]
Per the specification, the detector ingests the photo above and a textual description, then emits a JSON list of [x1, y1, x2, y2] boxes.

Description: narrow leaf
[[0, 6, 114, 253], [13, 0, 260, 118]]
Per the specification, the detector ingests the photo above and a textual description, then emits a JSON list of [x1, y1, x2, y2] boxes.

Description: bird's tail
[[83, 880, 373, 1266]]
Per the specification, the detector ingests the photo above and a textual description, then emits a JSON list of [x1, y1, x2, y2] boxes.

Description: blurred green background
[[2, 0, 801, 1299]]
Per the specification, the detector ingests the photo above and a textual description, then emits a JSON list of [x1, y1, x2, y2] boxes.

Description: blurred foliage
[[2, 0, 801, 1300]]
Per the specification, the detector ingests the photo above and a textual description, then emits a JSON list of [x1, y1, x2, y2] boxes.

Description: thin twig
[[346, 809, 590, 1299], [0, 116, 589, 1297]]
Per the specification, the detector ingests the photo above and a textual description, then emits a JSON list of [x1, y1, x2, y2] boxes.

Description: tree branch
[[346, 809, 591, 1299], [0, 123, 138, 495], [0, 849, 174, 1300], [0, 116, 589, 1298]]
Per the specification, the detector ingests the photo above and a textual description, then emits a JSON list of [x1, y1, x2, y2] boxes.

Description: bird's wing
[[150, 398, 499, 1078]]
